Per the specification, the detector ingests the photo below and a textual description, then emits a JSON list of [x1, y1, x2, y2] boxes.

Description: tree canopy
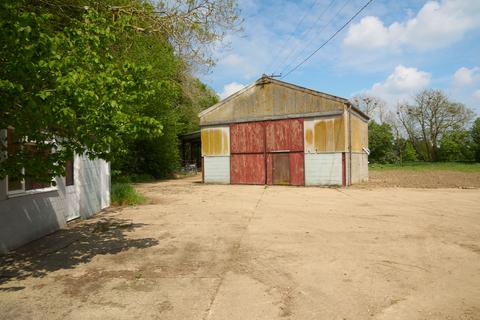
[[396, 89, 474, 161], [1, 0, 238, 181]]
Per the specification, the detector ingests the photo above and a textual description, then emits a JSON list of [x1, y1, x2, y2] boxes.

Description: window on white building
[[6, 128, 55, 194]]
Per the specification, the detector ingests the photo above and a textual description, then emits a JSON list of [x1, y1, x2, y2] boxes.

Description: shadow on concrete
[[0, 217, 158, 286]]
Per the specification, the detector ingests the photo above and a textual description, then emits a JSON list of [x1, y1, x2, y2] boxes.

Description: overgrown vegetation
[[1, 0, 237, 182], [111, 183, 145, 206]]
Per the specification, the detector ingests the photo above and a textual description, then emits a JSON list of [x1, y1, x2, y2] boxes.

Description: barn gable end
[[199, 77, 348, 126], [199, 76, 369, 187]]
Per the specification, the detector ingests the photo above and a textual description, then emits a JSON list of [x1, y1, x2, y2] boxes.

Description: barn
[[199, 76, 369, 186]]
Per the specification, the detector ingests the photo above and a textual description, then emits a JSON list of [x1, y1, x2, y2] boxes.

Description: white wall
[[304, 153, 343, 186], [203, 156, 230, 184], [350, 153, 369, 184], [0, 155, 110, 254]]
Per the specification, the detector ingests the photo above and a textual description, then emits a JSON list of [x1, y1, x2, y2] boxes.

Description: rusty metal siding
[[304, 116, 346, 153], [199, 80, 346, 126], [351, 116, 368, 152], [304, 153, 343, 185], [203, 156, 230, 184], [265, 118, 304, 152], [266, 154, 273, 185], [230, 154, 266, 185], [230, 119, 305, 186], [201, 127, 230, 156], [271, 153, 290, 185], [289, 152, 305, 186], [230, 122, 265, 154], [265, 152, 305, 186]]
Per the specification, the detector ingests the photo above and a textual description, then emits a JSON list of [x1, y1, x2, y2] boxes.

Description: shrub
[[111, 183, 145, 206]]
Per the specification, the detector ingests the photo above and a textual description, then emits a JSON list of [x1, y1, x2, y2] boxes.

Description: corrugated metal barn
[[199, 76, 369, 186]]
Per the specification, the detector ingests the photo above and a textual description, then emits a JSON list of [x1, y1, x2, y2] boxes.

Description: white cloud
[[453, 67, 480, 86], [367, 65, 431, 106], [209, 0, 355, 83], [474, 89, 480, 100], [219, 82, 245, 100], [344, 0, 480, 51]]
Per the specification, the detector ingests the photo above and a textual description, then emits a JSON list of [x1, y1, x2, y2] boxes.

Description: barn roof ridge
[[199, 76, 368, 120]]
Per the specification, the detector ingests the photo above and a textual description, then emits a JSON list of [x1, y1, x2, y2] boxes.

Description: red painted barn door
[[230, 122, 265, 154], [272, 153, 290, 185], [265, 119, 305, 186], [230, 154, 265, 184], [230, 119, 305, 186], [265, 118, 304, 152], [230, 122, 266, 185]]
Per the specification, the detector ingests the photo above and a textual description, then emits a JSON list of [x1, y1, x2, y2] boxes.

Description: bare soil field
[[1, 176, 479, 320], [361, 170, 480, 188]]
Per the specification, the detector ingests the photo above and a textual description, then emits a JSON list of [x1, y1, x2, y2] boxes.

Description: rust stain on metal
[[265, 118, 304, 152], [289, 152, 305, 186], [222, 131, 229, 154], [230, 122, 265, 154], [305, 128, 313, 146], [351, 116, 367, 152], [230, 154, 265, 185], [307, 116, 346, 153], [201, 128, 229, 156], [201, 130, 210, 155], [272, 153, 290, 185], [200, 80, 346, 126], [314, 121, 327, 152], [334, 117, 345, 151]]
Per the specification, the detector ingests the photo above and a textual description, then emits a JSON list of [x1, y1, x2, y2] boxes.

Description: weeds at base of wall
[[111, 183, 145, 206]]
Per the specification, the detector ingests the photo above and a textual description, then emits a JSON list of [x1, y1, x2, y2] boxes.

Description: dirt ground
[[1, 176, 479, 320], [363, 170, 480, 189]]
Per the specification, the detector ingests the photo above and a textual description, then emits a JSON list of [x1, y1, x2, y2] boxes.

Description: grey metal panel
[[351, 152, 369, 184], [305, 153, 343, 186], [204, 156, 230, 184]]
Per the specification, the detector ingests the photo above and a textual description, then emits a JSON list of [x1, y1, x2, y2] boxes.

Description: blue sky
[[199, 0, 480, 115]]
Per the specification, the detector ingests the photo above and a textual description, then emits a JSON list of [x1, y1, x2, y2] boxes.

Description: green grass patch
[[370, 162, 480, 172], [111, 183, 146, 206]]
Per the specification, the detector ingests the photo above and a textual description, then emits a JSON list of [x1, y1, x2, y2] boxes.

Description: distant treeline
[[351, 90, 480, 164]]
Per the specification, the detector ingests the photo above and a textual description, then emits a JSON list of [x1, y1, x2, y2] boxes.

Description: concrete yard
[[1, 176, 479, 320]]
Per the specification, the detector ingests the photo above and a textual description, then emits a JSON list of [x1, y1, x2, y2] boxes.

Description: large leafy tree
[[368, 121, 395, 163], [439, 130, 474, 162], [1, 0, 238, 181], [397, 89, 474, 161], [0, 3, 162, 182]]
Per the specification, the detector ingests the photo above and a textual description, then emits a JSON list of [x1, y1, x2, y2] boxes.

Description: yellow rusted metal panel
[[201, 130, 210, 155], [201, 127, 230, 156], [351, 116, 368, 152], [334, 116, 346, 152], [304, 115, 346, 153], [314, 120, 327, 152]]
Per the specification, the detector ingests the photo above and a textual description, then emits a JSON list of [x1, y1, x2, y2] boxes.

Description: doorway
[[272, 153, 290, 185]]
